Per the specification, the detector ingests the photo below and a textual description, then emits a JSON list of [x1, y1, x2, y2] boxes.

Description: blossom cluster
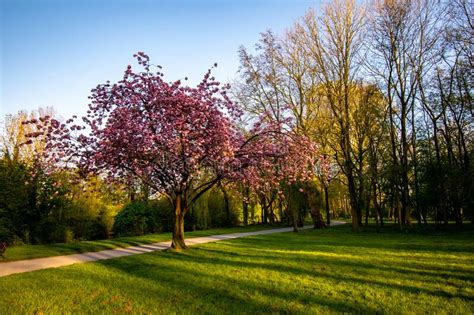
[[23, 53, 321, 205]]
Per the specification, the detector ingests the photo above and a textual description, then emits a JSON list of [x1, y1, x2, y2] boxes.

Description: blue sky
[[1, 0, 318, 119]]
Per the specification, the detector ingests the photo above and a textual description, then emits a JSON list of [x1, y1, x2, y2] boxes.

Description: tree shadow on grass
[[215, 250, 471, 300], [91, 252, 380, 314], [195, 246, 474, 283], [2, 239, 165, 262], [226, 229, 474, 255], [222, 241, 474, 267], [166, 246, 474, 301], [87, 244, 473, 314], [3, 233, 472, 314]]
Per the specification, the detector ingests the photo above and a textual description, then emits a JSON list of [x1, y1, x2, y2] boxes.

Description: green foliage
[[0, 158, 66, 243], [189, 191, 211, 230], [0, 217, 15, 244], [34, 218, 72, 244], [82, 217, 108, 241], [112, 201, 168, 237], [207, 186, 240, 228], [284, 182, 320, 226], [0, 156, 124, 244], [185, 186, 241, 230], [0, 159, 32, 243], [416, 138, 474, 224], [154, 198, 174, 232]]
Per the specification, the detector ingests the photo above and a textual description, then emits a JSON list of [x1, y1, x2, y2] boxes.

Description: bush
[[34, 218, 74, 244], [154, 199, 174, 232], [84, 219, 108, 240], [0, 216, 15, 244], [113, 201, 165, 237]]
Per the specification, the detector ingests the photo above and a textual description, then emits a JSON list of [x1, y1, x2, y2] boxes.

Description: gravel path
[[0, 220, 346, 277]]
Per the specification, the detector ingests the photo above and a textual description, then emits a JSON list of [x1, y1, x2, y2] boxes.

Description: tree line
[[235, 0, 473, 230], [0, 0, 472, 248]]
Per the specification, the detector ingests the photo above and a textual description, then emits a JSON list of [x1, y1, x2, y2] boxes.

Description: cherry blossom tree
[[25, 53, 320, 250], [238, 116, 319, 228], [86, 53, 248, 249]]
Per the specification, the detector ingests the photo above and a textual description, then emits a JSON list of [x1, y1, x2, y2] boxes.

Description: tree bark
[[324, 186, 331, 226], [348, 176, 360, 231], [171, 194, 187, 250], [372, 180, 382, 231], [260, 194, 268, 224], [242, 185, 249, 226], [365, 190, 370, 226], [400, 103, 410, 228], [411, 102, 421, 226], [220, 183, 231, 226], [278, 199, 284, 224], [291, 203, 299, 232], [311, 206, 326, 229]]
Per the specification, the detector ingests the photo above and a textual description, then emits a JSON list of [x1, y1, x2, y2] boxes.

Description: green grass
[[0, 224, 473, 314], [1, 225, 275, 262]]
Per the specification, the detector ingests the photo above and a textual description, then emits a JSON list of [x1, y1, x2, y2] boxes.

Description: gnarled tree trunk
[[171, 194, 187, 250]]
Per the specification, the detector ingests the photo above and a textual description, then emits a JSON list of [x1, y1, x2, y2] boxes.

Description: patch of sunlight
[[260, 248, 358, 260]]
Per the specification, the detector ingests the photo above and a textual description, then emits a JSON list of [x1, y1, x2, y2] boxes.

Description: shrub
[[154, 199, 174, 232], [0, 216, 15, 244], [84, 219, 108, 240], [113, 201, 165, 237], [34, 218, 74, 244]]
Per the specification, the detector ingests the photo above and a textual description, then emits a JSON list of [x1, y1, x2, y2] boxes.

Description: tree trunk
[[142, 183, 150, 201], [400, 106, 410, 228], [171, 194, 187, 250], [365, 190, 370, 226], [372, 180, 382, 231], [344, 133, 360, 231], [348, 181, 360, 231], [411, 103, 421, 226], [278, 199, 284, 224], [268, 198, 276, 225], [220, 183, 231, 226], [332, 198, 336, 219], [378, 185, 384, 227], [297, 208, 305, 227], [291, 204, 299, 232], [260, 194, 268, 224], [324, 186, 331, 226], [242, 188, 249, 226], [311, 206, 326, 229], [397, 200, 402, 228]]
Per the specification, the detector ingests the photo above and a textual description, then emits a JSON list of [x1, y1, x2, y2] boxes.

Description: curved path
[[0, 221, 345, 277]]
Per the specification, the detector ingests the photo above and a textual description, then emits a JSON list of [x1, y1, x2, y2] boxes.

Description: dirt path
[[0, 221, 346, 277]]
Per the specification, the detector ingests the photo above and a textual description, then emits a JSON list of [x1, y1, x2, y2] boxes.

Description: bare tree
[[297, 0, 366, 231], [367, 0, 444, 227]]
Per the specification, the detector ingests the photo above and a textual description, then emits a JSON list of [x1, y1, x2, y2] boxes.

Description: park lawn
[[0, 224, 473, 314], [0, 225, 275, 262]]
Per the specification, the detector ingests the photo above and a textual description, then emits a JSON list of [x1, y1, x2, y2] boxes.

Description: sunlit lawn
[[0, 224, 473, 314], [1, 225, 275, 262]]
